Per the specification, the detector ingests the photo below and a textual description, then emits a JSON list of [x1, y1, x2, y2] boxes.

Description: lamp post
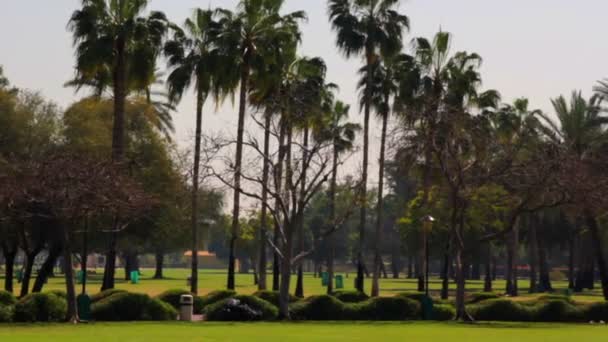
[[422, 215, 435, 297]]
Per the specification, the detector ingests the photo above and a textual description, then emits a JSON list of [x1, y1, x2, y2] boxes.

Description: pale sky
[[2, 0, 608, 196]]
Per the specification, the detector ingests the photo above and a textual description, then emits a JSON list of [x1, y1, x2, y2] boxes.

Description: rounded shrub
[[253, 290, 298, 307], [200, 290, 236, 310], [90, 289, 127, 303], [14, 293, 67, 322], [156, 289, 204, 314], [91, 292, 175, 321], [331, 290, 369, 303], [432, 304, 456, 321], [48, 290, 67, 299], [467, 292, 500, 304], [534, 300, 582, 322], [0, 291, 16, 306], [536, 294, 574, 304], [0, 305, 14, 323], [584, 302, 608, 322], [396, 292, 428, 304], [290, 295, 345, 321], [468, 299, 534, 322], [347, 297, 420, 321]]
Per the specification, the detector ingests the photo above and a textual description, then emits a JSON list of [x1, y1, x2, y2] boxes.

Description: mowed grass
[[2, 322, 608, 342], [3, 267, 605, 302]]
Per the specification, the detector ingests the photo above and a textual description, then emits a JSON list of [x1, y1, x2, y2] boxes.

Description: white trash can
[[179, 294, 194, 321]]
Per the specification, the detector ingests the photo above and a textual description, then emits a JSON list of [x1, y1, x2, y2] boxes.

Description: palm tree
[[328, 0, 409, 292], [214, 0, 306, 290], [316, 98, 360, 294], [68, 0, 170, 291], [164, 8, 233, 295], [538, 90, 608, 300], [360, 53, 417, 296]]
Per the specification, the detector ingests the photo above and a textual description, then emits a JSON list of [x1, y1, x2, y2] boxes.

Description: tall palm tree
[[328, 0, 409, 292], [164, 8, 233, 295], [316, 98, 360, 294], [215, 0, 306, 290], [360, 53, 417, 296], [68, 0, 170, 291], [538, 90, 608, 300]]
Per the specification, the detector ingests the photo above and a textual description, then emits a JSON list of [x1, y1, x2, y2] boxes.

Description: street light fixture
[[422, 215, 435, 297]]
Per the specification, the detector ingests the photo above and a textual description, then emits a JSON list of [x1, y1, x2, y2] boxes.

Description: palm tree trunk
[[537, 235, 552, 292], [568, 235, 576, 289], [190, 89, 204, 294], [484, 243, 493, 292], [528, 222, 538, 293], [585, 212, 608, 300], [272, 119, 287, 291], [258, 110, 272, 291], [61, 225, 78, 323], [154, 251, 164, 280], [101, 227, 117, 291], [295, 127, 309, 298], [228, 65, 250, 290], [2, 242, 17, 293], [372, 112, 388, 297], [327, 141, 339, 295]]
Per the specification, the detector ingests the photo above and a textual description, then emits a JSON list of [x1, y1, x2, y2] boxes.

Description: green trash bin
[[76, 270, 85, 284], [16, 269, 23, 284], [321, 272, 329, 286], [335, 275, 344, 289], [77, 294, 91, 322], [421, 295, 434, 320], [130, 271, 140, 284]]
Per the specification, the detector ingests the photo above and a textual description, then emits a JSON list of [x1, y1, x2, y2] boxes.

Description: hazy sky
[[2, 0, 608, 192]]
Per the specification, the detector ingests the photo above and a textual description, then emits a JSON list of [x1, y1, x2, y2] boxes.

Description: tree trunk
[[2, 244, 16, 293], [537, 233, 553, 292], [278, 233, 293, 319], [154, 252, 164, 280], [272, 118, 287, 292], [407, 255, 413, 279], [61, 226, 78, 323], [227, 64, 250, 290], [190, 89, 204, 294], [568, 235, 576, 289], [528, 222, 539, 293], [371, 112, 388, 297], [258, 110, 272, 291], [391, 247, 400, 279], [484, 243, 493, 292], [585, 213, 608, 300], [33, 244, 62, 293], [295, 127, 309, 298], [441, 238, 451, 299], [20, 252, 37, 297], [101, 226, 117, 291], [326, 141, 339, 294]]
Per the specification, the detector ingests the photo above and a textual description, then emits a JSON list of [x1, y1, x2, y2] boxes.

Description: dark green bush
[[14, 293, 67, 322], [536, 294, 575, 304], [534, 300, 583, 322], [432, 304, 456, 321], [468, 299, 534, 322], [205, 295, 278, 321], [0, 305, 13, 323], [253, 290, 298, 307], [156, 289, 203, 314], [48, 290, 67, 299], [347, 297, 420, 321], [584, 302, 608, 322], [290, 295, 345, 320], [396, 292, 428, 304], [467, 292, 500, 304], [91, 292, 176, 321], [0, 291, 16, 306], [90, 289, 127, 303], [331, 290, 369, 303], [200, 290, 236, 311]]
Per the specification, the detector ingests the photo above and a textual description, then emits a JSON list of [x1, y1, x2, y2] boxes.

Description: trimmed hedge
[[0, 291, 16, 306], [91, 292, 177, 321], [253, 290, 299, 307], [584, 302, 608, 322], [14, 293, 67, 322], [332, 290, 369, 303], [534, 300, 583, 322], [536, 294, 575, 304], [205, 295, 278, 321], [156, 289, 204, 314], [396, 292, 427, 304], [467, 292, 500, 304], [467, 299, 534, 322], [290, 295, 344, 320], [432, 304, 456, 321], [347, 297, 420, 321], [200, 290, 236, 311], [0, 305, 13, 323], [90, 289, 127, 303]]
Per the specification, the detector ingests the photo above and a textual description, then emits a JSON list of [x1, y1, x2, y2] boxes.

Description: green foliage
[[290, 295, 345, 321], [467, 292, 500, 304], [432, 304, 456, 321], [90, 289, 128, 303], [584, 302, 608, 322], [395, 292, 427, 304], [13, 293, 67, 322], [468, 299, 534, 322], [536, 294, 574, 304], [534, 300, 583, 322], [347, 297, 420, 321], [200, 290, 237, 310], [0, 291, 16, 306], [331, 290, 369, 303], [156, 289, 203, 314], [0, 305, 14, 323], [253, 290, 298, 307], [91, 292, 176, 321], [205, 295, 278, 321]]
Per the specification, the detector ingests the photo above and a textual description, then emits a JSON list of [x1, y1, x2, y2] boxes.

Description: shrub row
[[289, 295, 420, 321], [14, 293, 67, 322], [467, 298, 608, 322], [91, 291, 176, 321], [205, 295, 278, 321]]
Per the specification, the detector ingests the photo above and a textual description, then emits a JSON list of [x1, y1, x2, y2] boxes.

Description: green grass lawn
[[2, 322, 607, 342], [16, 267, 602, 303]]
